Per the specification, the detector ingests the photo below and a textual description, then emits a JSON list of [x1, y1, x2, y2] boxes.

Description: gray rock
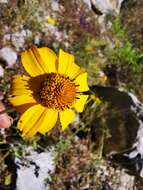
[[16, 147, 55, 190], [91, 0, 125, 15], [0, 47, 17, 67]]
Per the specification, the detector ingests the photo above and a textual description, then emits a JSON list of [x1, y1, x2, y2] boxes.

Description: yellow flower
[[47, 17, 57, 24], [9, 46, 89, 138], [91, 95, 102, 104]]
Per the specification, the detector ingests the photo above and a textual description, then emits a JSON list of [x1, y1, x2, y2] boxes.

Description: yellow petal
[[12, 74, 30, 83], [21, 46, 57, 76], [9, 74, 36, 110], [11, 75, 32, 96], [60, 109, 75, 130], [73, 95, 88, 112], [21, 47, 44, 76], [18, 104, 45, 137], [38, 47, 58, 73], [16, 103, 37, 114], [58, 49, 83, 79], [9, 94, 36, 106], [75, 72, 89, 92], [38, 109, 58, 135]]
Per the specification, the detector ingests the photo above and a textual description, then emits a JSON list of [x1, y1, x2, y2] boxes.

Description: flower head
[[9, 46, 89, 138], [47, 17, 57, 24]]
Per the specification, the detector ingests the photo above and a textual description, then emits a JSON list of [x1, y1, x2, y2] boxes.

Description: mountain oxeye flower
[[9, 46, 89, 138]]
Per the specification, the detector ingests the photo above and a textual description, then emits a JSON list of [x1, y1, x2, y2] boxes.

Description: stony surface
[[16, 147, 55, 190], [91, 0, 125, 15], [0, 47, 17, 67]]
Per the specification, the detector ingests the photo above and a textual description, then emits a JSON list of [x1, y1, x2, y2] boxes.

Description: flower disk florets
[[39, 73, 76, 110]]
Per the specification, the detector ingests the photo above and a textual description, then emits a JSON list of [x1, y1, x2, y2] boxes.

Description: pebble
[[91, 0, 125, 15], [0, 65, 4, 77], [51, 1, 60, 11], [0, 47, 17, 67]]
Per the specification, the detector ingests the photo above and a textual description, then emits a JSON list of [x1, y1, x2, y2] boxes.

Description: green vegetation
[[108, 17, 143, 74], [108, 41, 143, 73]]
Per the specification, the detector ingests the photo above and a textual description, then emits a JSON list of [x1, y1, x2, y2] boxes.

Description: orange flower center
[[39, 73, 76, 110]]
